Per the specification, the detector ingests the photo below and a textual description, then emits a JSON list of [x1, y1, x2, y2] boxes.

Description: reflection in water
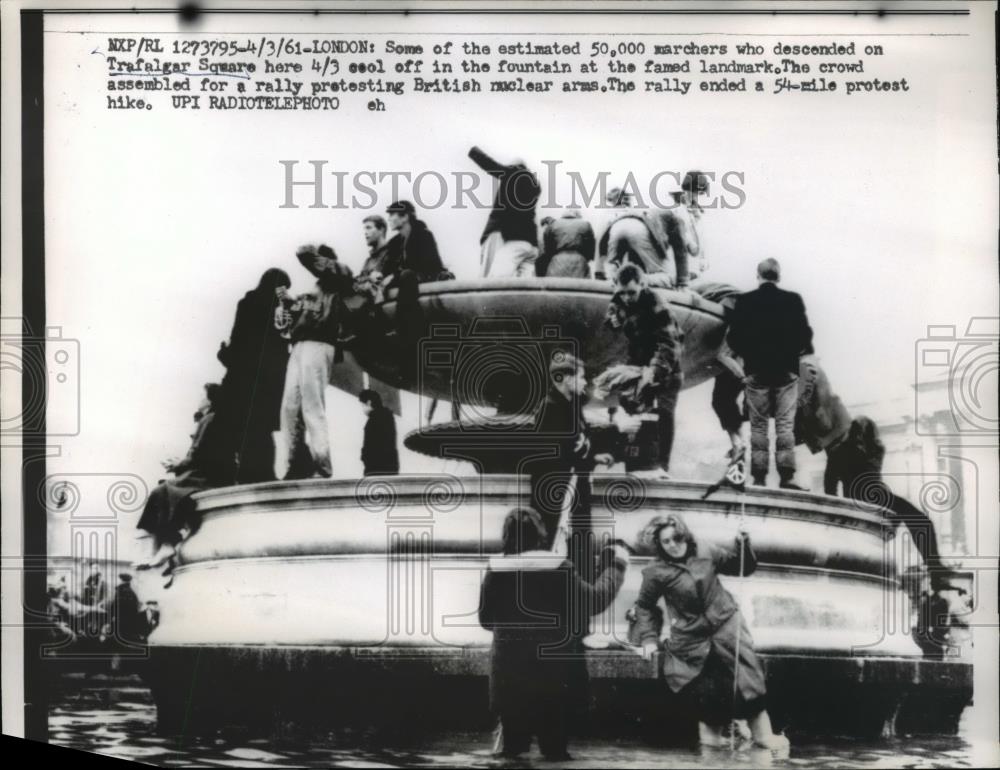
[[50, 675, 981, 769]]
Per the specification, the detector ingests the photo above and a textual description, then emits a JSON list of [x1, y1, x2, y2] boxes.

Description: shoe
[[582, 633, 612, 649], [779, 481, 807, 491], [137, 543, 176, 571], [754, 733, 790, 756]]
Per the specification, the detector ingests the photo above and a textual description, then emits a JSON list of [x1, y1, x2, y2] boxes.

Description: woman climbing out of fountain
[[478, 508, 630, 761], [633, 513, 790, 754]]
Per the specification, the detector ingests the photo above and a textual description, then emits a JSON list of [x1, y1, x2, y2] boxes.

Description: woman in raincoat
[[634, 513, 788, 751]]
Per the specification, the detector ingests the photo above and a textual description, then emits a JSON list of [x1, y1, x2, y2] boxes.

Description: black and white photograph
[[1, 1, 998, 767]]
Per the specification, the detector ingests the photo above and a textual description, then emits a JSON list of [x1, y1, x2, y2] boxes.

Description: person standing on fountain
[[634, 513, 789, 753], [469, 146, 542, 278], [529, 352, 615, 559], [279, 244, 353, 479], [607, 263, 685, 479], [216, 268, 292, 483], [727, 258, 813, 490], [359, 389, 399, 476], [479, 508, 631, 760]]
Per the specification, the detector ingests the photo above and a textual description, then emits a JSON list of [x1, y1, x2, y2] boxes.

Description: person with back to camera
[[727, 257, 813, 490], [633, 513, 790, 754], [479, 507, 630, 761]]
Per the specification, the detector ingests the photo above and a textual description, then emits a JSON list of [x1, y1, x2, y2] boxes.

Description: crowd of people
[[46, 562, 159, 657]]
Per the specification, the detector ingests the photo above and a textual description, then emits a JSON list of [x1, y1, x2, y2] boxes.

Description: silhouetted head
[[359, 389, 383, 416], [386, 200, 416, 231], [256, 268, 291, 294], [500, 508, 548, 555], [756, 258, 781, 284], [847, 416, 885, 462]]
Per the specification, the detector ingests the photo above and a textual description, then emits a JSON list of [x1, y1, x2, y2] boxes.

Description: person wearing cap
[[536, 207, 595, 278], [469, 146, 542, 278], [604, 263, 685, 479], [278, 244, 354, 479], [479, 507, 630, 761], [528, 352, 615, 578], [727, 258, 813, 490]]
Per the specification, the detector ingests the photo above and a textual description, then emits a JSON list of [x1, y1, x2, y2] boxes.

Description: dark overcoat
[[478, 549, 627, 715]]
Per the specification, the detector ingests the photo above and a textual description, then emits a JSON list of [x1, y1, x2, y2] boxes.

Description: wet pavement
[[49, 674, 988, 768]]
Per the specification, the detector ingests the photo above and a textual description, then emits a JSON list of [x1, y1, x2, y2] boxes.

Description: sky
[[35, 7, 999, 558]]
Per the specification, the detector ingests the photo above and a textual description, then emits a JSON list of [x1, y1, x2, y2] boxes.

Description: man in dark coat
[[479, 508, 630, 760], [359, 389, 399, 476], [383, 201, 450, 367], [528, 352, 615, 560], [727, 258, 813, 489], [109, 574, 144, 647], [469, 146, 542, 277], [608, 263, 685, 478], [384, 199, 447, 284]]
